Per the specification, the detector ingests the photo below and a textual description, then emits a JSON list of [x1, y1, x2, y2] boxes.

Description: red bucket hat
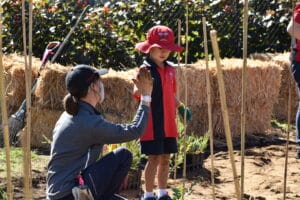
[[135, 25, 184, 54]]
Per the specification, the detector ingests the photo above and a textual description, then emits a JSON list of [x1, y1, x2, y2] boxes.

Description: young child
[[287, 3, 300, 159], [134, 25, 192, 200]]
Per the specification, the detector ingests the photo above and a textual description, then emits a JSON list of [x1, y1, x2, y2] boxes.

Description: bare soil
[[1, 127, 299, 200]]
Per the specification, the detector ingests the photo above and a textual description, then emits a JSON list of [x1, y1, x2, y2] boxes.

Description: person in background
[[287, 3, 300, 159], [133, 25, 192, 200], [46, 64, 153, 200]]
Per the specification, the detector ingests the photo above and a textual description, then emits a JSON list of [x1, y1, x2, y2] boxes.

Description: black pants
[[81, 147, 132, 200]]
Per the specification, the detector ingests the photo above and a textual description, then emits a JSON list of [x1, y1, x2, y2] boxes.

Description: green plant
[[270, 119, 294, 132], [185, 133, 209, 154], [171, 185, 184, 200], [0, 147, 40, 178], [170, 119, 209, 175], [176, 118, 209, 155], [0, 187, 8, 200], [121, 140, 145, 170]]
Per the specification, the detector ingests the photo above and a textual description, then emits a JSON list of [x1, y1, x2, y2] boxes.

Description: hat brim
[[135, 41, 184, 54], [96, 68, 108, 76]]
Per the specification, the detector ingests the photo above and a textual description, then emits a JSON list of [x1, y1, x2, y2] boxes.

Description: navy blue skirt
[[140, 137, 178, 155]]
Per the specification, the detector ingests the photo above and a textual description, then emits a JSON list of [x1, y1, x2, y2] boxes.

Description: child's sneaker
[[158, 194, 172, 200]]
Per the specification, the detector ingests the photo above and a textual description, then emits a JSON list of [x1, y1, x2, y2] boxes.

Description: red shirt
[[293, 4, 300, 61], [135, 61, 178, 141]]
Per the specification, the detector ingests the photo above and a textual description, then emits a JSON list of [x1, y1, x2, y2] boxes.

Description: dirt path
[[1, 128, 299, 200]]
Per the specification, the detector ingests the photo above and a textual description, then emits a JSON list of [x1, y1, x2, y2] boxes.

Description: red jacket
[[293, 4, 300, 62]]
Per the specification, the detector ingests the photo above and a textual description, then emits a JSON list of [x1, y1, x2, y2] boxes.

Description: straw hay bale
[[176, 63, 212, 105], [272, 53, 299, 121], [34, 66, 139, 123], [212, 59, 281, 137], [97, 69, 139, 123], [4, 54, 40, 113], [19, 107, 62, 148], [177, 58, 282, 137], [176, 63, 214, 135], [34, 64, 71, 110]]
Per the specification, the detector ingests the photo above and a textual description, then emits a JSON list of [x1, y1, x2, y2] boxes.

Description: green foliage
[[0, 187, 8, 200], [0, 147, 39, 177], [121, 140, 146, 170], [185, 132, 209, 154], [171, 185, 184, 200], [176, 117, 209, 155], [1, 0, 293, 70], [270, 119, 294, 132], [170, 119, 209, 173], [177, 132, 209, 155]]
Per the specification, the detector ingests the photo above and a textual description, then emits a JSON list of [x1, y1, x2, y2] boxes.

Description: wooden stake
[[283, 2, 296, 198], [202, 16, 215, 200], [241, 0, 249, 199], [174, 19, 182, 181], [210, 30, 241, 200], [0, 4, 13, 200], [181, 3, 189, 200], [22, 0, 33, 199], [283, 69, 292, 200]]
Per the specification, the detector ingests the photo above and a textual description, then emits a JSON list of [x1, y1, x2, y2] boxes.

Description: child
[[287, 3, 300, 159], [134, 25, 192, 200]]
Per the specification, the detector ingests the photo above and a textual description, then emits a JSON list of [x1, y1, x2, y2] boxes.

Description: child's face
[[149, 47, 171, 66]]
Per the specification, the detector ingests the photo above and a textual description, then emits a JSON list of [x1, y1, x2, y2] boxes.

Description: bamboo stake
[[0, 4, 13, 200], [241, 0, 249, 199], [181, 3, 189, 200], [22, 0, 33, 199], [283, 1, 296, 198], [202, 16, 215, 200], [283, 69, 292, 200], [210, 30, 241, 200], [174, 19, 182, 181]]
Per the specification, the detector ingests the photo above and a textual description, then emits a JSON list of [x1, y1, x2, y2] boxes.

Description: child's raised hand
[[132, 67, 153, 96]]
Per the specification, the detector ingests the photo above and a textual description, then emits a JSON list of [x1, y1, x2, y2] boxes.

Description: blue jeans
[[296, 102, 300, 145], [82, 147, 132, 200], [291, 61, 300, 146]]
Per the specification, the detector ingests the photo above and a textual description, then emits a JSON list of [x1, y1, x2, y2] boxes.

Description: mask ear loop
[[71, 95, 78, 103], [90, 81, 105, 103], [99, 81, 105, 103]]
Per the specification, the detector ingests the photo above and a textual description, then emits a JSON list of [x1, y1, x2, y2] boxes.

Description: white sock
[[144, 192, 155, 198], [157, 189, 168, 198]]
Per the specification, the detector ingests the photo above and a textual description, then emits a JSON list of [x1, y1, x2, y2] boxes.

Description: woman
[[46, 64, 153, 199], [287, 3, 300, 159]]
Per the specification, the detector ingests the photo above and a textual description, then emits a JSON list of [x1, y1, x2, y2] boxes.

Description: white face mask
[[99, 82, 105, 103]]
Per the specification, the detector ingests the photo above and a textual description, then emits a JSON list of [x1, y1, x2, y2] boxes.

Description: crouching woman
[[46, 65, 153, 200]]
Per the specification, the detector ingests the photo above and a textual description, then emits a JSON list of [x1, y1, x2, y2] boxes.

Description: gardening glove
[[177, 103, 192, 121]]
